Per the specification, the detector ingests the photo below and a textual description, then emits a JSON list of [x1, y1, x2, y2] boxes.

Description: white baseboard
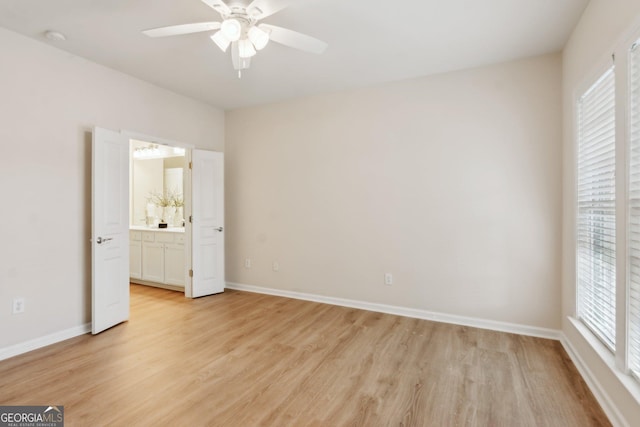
[[560, 333, 628, 427], [225, 282, 561, 340], [559, 316, 640, 427], [0, 323, 91, 362]]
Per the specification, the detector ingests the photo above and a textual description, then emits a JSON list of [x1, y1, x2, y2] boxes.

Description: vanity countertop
[[130, 225, 185, 234]]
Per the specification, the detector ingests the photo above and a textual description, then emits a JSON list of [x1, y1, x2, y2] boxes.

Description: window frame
[[627, 37, 640, 381]]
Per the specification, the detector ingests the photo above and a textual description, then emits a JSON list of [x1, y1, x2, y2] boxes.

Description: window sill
[[567, 316, 640, 407]]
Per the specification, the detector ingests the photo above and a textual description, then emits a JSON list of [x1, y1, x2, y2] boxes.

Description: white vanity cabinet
[[164, 238, 186, 286], [130, 231, 142, 279], [142, 235, 165, 283], [130, 228, 185, 290]]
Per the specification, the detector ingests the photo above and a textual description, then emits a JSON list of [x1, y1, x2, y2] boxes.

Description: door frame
[[122, 130, 195, 297]]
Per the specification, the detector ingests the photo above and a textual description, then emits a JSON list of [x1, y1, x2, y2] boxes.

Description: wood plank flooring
[[0, 284, 610, 426]]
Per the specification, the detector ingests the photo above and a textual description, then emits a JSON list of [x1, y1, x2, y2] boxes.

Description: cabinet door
[[129, 240, 142, 279], [164, 243, 185, 286], [142, 241, 164, 283]]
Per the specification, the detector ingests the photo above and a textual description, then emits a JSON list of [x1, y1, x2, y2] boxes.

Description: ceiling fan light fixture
[[211, 30, 230, 52], [238, 38, 256, 58], [220, 19, 242, 42], [248, 26, 269, 50], [144, 0, 329, 76]]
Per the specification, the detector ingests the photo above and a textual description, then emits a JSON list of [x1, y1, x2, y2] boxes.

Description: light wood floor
[[0, 284, 610, 426]]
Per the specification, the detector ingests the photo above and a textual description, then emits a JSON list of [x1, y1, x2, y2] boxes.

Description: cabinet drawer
[[174, 234, 185, 244], [156, 232, 175, 243], [142, 232, 155, 242], [130, 231, 142, 242]]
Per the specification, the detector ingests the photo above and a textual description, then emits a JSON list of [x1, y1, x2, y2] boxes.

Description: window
[[629, 40, 640, 378], [576, 66, 616, 350]]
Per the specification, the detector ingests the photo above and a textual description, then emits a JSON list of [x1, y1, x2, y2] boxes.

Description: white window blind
[[629, 41, 640, 378], [576, 66, 616, 351]]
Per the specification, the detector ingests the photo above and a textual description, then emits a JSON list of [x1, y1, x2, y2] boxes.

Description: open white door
[[191, 150, 224, 297], [92, 127, 130, 334]]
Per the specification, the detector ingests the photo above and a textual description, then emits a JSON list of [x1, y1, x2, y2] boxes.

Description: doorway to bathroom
[[91, 127, 224, 334]]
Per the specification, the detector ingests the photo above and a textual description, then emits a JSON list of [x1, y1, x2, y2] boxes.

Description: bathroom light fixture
[[133, 144, 161, 159], [133, 144, 186, 160]]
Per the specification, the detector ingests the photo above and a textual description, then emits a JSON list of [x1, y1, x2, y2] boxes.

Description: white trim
[[225, 282, 561, 340], [561, 318, 635, 427], [121, 128, 196, 298], [121, 129, 195, 149], [0, 323, 91, 362]]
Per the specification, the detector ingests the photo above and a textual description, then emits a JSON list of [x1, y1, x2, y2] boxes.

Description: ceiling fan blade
[[201, 0, 231, 16], [142, 22, 221, 38], [246, 0, 294, 19], [259, 24, 327, 54]]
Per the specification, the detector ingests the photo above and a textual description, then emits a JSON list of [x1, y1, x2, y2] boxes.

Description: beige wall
[[562, 0, 640, 424], [0, 27, 224, 349], [164, 157, 185, 169], [226, 53, 562, 329]]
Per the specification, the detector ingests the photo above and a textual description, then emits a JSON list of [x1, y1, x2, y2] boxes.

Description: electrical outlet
[[245, 258, 251, 268], [384, 273, 393, 286], [12, 297, 25, 314], [272, 261, 279, 272]]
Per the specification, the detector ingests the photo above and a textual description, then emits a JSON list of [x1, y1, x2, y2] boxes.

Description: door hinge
[[189, 161, 192, 169], [189, 269, 193, 277], [189, 215, 192, 223]]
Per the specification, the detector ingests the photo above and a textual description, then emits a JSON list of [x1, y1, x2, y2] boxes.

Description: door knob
[[96, 237, 113, 244]]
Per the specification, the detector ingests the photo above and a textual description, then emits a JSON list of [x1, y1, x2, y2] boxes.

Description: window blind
[[576, 66, 616, 351], [629, 41, 640, 378]]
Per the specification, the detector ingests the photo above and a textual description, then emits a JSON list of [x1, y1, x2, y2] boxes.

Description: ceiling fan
[[142, 0, 328, 77]]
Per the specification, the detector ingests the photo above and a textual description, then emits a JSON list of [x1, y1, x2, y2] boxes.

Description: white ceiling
[[0, 0, 589, 110]]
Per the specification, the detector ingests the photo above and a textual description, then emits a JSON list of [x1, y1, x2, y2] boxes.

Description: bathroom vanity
[[129, 226, 185, 291]]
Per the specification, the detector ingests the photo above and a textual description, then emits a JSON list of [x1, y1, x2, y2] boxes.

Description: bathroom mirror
[[130, 141, 186, 226]]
